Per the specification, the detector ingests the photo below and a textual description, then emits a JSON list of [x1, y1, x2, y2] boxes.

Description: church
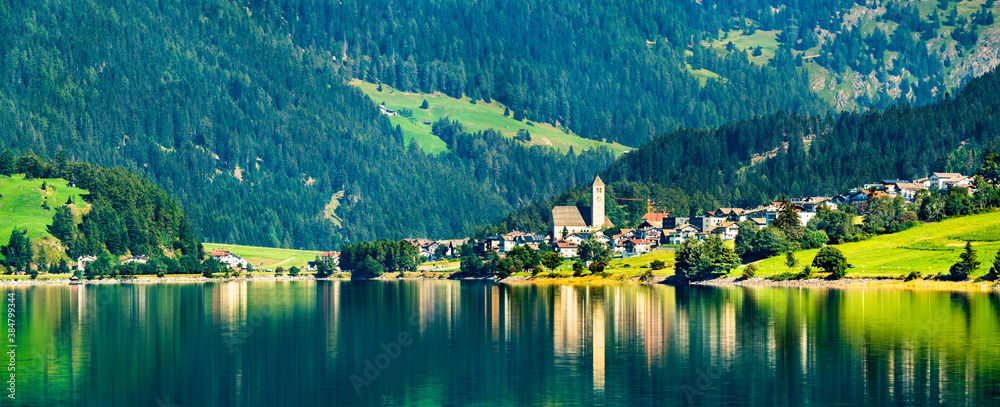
[[550, 175, 613, 241]]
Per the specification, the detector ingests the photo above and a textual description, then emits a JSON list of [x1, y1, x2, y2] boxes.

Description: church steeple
[[591, 175, 605, 228]]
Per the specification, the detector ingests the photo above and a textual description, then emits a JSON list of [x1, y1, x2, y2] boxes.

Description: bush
[[742, 264, 758, 278], [650, 260, 666, 270], [572, 261, 584, 277], [202, 270, 213, 278], [768, 272, 798, 281], [156, 270, 165, 278], [796, 265, 813, 280], [639, 269, 653, 281], [903, 271, 923, 281], [588, 261, 609, 275]]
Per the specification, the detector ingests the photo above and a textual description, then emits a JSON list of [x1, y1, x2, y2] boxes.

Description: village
[[456, 172, 977, 261], [67, 172, 976, 275]]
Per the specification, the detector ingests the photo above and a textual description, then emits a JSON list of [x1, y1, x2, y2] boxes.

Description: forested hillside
[[5, 0, 1000, 249], [0, 151, 202, 273], [703, 0, 1000, 110], [296, 0, 825, 146], [492, 67, 1000, 234], [0, 0, 613, 248]]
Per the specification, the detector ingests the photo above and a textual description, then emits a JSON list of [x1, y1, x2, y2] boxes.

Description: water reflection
[[9, 282, 1000, 406]]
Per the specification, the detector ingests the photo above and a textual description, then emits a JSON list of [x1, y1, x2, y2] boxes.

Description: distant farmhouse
[[551, 176, 614, 240]]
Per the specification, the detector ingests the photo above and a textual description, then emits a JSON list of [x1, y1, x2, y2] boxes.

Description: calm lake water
[[6, 280, 1000, 406]]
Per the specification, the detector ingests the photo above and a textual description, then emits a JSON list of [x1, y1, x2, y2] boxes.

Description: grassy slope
[[0, 175, 90, 257], [352, 80, 632, 156], [202, 243, 322, 269], [752, 210, 1000, 278]]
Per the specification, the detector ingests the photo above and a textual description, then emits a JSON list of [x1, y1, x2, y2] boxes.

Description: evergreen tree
[[985, 250, 1000, 281], [1, 229, 33, 274], [773, 195, 804, 241], [48, 205, 76, 242], [949, 241, 981, 280], [420, 99, 429, 109], [0, 151, 15, 176]]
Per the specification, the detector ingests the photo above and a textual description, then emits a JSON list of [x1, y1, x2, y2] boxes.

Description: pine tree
[[420, 99, 429, 109], [773, 195, 804, 241], [985, 250, 1000, 281], [48, 205, 76, 242], [503, 106, 510, 117], [949, 241, 980, 280], [0, 150, 15, 176], [1, 229, 33, 274]]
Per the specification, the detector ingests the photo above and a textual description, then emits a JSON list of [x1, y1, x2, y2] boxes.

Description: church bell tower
[[591, 175, 605, 228]]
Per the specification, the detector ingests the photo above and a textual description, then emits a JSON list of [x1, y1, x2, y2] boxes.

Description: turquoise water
[[5, 280, 1000, 406]]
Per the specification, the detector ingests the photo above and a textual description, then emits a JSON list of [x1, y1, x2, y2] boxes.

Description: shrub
[[572, 261, 584, 277], [903, 271, 923, 281], [768, 272, 798, 281], [796, 265, 813, 280], [650, 260, 666, 270], [588, 261, 609, 275], [202, 270, 213, 279], [156, 270, 165, 278], [742, 264, 758, 278]]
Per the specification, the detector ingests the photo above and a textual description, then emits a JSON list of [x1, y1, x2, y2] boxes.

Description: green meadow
[[203, 243, 323, 269], [751, 210, 1000, 278], [352, 80, 631, 156], [0, 175, 90, 258]]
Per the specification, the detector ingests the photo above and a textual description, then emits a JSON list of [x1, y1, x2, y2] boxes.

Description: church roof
[[592, 175, 605, 187], [552, 206, 589, 227]]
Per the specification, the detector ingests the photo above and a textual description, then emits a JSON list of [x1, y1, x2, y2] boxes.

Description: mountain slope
[[492, 67, 1000, 233], [0, 0, 614, 248]]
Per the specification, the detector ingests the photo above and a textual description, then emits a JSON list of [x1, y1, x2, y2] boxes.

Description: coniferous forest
[[494, 67, 1000, 234], [3, 0, 1000, 248]]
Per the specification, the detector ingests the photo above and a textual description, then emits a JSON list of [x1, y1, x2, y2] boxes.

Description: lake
[[8, 280, 1000, 406]]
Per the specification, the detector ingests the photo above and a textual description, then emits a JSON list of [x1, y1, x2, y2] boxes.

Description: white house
[[210, 249, 249, 268], [624, 239, 654, 254], [709, 222, 739, 240], [929, 172, 967, 189], [554, 241, 579, 258]]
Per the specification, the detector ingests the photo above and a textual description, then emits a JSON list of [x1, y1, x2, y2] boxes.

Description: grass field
[[203, 243, 323, 270], [707, 29, 781, 65], [352, 80, 631, 156], [751, 210, 1000, 278], [0, 175, 90, 258]]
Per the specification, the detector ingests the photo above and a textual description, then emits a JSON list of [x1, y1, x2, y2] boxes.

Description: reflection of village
[[43, 277, 994, 403]]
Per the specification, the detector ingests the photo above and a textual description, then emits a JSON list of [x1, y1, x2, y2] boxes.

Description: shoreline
[[2, 273, 998, 293]]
